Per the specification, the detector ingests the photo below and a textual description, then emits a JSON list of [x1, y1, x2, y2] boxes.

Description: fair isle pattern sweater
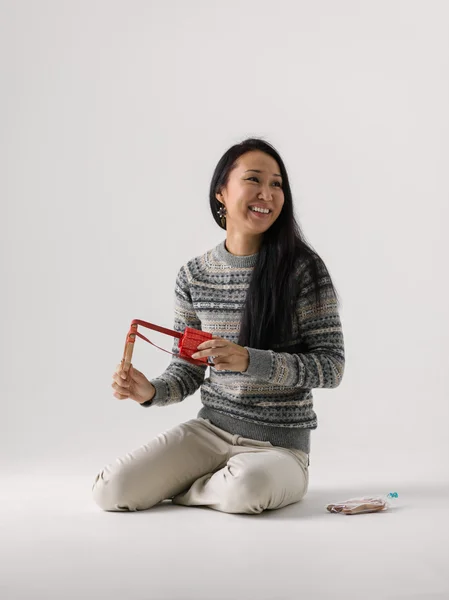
[[141, 239, 345, 454]]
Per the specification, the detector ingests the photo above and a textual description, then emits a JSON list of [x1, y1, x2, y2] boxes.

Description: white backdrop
[[2, 0, 448, 488]]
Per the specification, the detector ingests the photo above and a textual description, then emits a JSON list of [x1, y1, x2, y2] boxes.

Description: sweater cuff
[[139, 378, 168, 407], [243, 347, 274, 381]]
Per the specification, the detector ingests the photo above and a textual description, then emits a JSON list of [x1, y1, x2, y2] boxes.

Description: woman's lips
[[248, 207, 271, 218]]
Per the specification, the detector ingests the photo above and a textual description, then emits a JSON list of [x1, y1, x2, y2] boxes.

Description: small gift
[[326, 492, 399, 515], [121, 319, 213, 373]]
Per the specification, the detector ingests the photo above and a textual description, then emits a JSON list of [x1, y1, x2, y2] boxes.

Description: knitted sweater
[[141, 239, 345, 454]]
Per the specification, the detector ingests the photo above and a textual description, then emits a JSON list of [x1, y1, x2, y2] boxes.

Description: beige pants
[[92, 417, 309, 515]]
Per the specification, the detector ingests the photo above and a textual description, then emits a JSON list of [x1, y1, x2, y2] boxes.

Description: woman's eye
[[247, 177, 282, 187]]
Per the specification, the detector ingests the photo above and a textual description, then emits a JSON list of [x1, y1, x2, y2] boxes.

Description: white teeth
[[250, 206, 270, 214]]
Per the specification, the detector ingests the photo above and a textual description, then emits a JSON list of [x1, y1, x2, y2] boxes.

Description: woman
[[92, 138, 345, 515]]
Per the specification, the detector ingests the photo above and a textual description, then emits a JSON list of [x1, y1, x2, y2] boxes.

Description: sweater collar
[[214, 239, 259, 268]]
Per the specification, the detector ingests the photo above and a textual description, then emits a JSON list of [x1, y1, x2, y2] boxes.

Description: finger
[[191, 350, 208, 359], [112, 381, 130, 395], [214, 364, 229, 371], [115, 363, 129, 380], [213, 357, 230, 364], [113, 391, 129, 400], [196, 339, 227, 351], [208, 340, 227, 348], [212, 360, 231, 370], [112, 374, 129, 388], [193, 348, 228, 359]]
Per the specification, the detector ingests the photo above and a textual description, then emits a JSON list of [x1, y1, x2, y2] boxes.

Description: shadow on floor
[[254, 481, 449, 520], [103, 481, 448, 519]]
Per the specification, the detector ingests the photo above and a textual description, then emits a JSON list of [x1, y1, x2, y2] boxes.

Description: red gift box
[[178, 326, 213, 362]]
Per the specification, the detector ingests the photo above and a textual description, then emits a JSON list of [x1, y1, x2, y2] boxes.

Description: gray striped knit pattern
[[142, 239, 345, 454]]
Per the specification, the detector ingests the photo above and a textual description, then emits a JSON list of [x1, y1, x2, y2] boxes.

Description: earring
[[217, 204, 227, 228]]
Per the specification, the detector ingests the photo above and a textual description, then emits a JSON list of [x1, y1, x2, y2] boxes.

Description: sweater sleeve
[[243, 256, 345, 389], [140, 264, 208, 407]]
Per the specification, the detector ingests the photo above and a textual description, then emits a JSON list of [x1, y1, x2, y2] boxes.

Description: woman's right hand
[[112, 363, 156, 404]]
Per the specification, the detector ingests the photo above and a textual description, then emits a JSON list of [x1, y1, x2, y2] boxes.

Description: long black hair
[[209, 137, 342, 352]]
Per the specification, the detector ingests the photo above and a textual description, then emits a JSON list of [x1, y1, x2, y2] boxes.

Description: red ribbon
[[125, 319, 212, 366]]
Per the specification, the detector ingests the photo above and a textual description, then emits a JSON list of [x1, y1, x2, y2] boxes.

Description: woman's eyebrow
[[244, 169, 282, 178]]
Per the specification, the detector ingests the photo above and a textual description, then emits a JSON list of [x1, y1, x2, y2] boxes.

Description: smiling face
[[216, 150, 285, 235]]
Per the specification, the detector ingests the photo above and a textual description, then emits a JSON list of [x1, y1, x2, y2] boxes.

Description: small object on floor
[[326, 492, 399, 515]]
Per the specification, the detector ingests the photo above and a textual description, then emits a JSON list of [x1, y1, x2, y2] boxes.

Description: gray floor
[[1, 470, 448, 600]]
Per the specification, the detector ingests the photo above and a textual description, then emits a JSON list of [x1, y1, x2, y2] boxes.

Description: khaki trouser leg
[[92, 418, 309, 515], [172, 420, 309, 514]]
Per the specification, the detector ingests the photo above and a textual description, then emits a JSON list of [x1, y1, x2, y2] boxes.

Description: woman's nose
[[258, 188, 273, 201]]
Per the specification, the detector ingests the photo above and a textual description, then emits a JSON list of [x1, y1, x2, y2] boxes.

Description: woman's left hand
[[191, 336, 249, 372]]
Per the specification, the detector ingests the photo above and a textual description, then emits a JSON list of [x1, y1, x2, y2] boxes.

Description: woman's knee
[[219, 467, 275, 514], [91, 465, 141, 512]]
